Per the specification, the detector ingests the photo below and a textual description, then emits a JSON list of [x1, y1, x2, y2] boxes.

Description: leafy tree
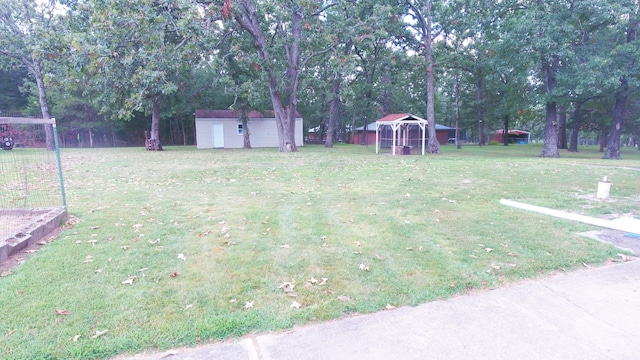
[[0, 0, 59, 150], [67, 0, 206, 150], [226, 0, 339, 152]]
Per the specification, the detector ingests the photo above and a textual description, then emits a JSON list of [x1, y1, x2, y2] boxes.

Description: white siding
[[195, 117, 303, 149]]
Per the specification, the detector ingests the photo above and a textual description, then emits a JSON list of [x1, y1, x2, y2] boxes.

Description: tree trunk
[[455, 76, 461, 149], [423, 0, 439, 154], [557, 105, 567, 149], [476, 78, 484, 146], [502, 115, 509, 146], [539, 56, 559, 158], [325, 72, 341, 148], [147, 95, 163, 150], [603, 78, 627, 159], [240, 110, 251, 149], [568, 102, 581, 152], [32, 59, 55, 151]]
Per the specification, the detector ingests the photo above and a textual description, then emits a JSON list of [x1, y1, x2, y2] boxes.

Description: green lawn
[[1, 144, 638, 359]]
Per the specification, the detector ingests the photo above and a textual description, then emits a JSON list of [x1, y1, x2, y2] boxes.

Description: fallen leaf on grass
[[321, 242, 329, 247], [148, 239, 160, 245], [72, 335, 81, 342], [337, 295, 351, 302], [121, 276, 136, 285], [25, 249, 38, 254], [83, 255, 93, 263], [1, 271, 13, 277], [92, 329, 108, 339], [55, 309, 71, 315], [618, 253, 634, 262], [319, 278, 328, 286], [184, 304, 193, 310], [170, 272, 179, 277], [359, 263, 370, 271], [384, 304, 396, 310], [177, 253, 186, 261], [507, 252, 518, 257], [375, 254, 384, 260], [485, 248, 493, 252], [36, 241, 48, 246], [160, 350, 179, 358], [223, 241, 236, 246], [280, 244, 290, 249], [355, 241, 361, 247], [290, 301, 302, 309], [244, 301, 254, 309]]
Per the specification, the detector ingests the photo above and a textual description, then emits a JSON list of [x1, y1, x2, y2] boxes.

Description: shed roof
[[195, 109, 302, 119]]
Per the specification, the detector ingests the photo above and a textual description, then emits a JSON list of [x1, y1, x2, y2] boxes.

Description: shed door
[[211, 123, 224, 148]]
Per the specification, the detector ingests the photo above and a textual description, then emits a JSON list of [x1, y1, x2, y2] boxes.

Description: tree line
[[1, 0, 638, 158]]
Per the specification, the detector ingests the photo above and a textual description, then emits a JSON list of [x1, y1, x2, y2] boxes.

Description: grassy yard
[[1, 144, 638, 359]]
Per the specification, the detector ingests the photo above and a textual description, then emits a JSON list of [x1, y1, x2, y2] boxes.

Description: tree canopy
[[1, 0, 638, 156]]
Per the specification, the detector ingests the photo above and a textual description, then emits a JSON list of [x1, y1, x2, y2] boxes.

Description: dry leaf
[[94, 269, 102, 273], [319, 277, 328, 286], [303, 281, 312, 287], [87, 240, 97, 244], [337, 295, 351, 302], [170, 272, 179, 277], [355, 241, 361, 247], [375, 254, 383, 260], [290, 301, 302, 309], [55, 309, 71, 315], [120, 246, 129, 250], [184, 304, 193, 310], [582, 263, 592, 269], [72, 335, 81, 342], [177, 253, 186, 261], [24, 249, 38, 254], [244, 301, 254, 309], [223, 233, 231, 239], [220, 228, 230, 234], [1, 271, 13, 277], [308, 277, 317, 284], [617, 253, 633, 262], [320, 236, 327, 240], [223, 240, 236, 246], [278, 281, 296, 293], [148, 239, 160, 245], [160, 350, 179, 358], [92, 329, 108, 339], [121, 277, 136, 285], [37, 241, 48, 246], [507, 252, 518, 257], [359, 263, 370, 271], [384, 304, 396, 310], [280, 244, 290, 249], [485, 248, 493, 252], [321, 242, 329, 247]]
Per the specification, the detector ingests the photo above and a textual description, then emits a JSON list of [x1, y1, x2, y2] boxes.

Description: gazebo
[[375, 113, 428, 155]]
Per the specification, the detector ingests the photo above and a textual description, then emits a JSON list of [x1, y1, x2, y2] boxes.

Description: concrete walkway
[[116, 258, 640, 360]]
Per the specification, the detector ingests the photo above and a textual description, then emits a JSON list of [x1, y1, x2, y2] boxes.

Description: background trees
[[1, 0, 638, 157]]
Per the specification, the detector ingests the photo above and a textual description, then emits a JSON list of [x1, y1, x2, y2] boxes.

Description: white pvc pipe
[[500, 199, 640, 233]]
